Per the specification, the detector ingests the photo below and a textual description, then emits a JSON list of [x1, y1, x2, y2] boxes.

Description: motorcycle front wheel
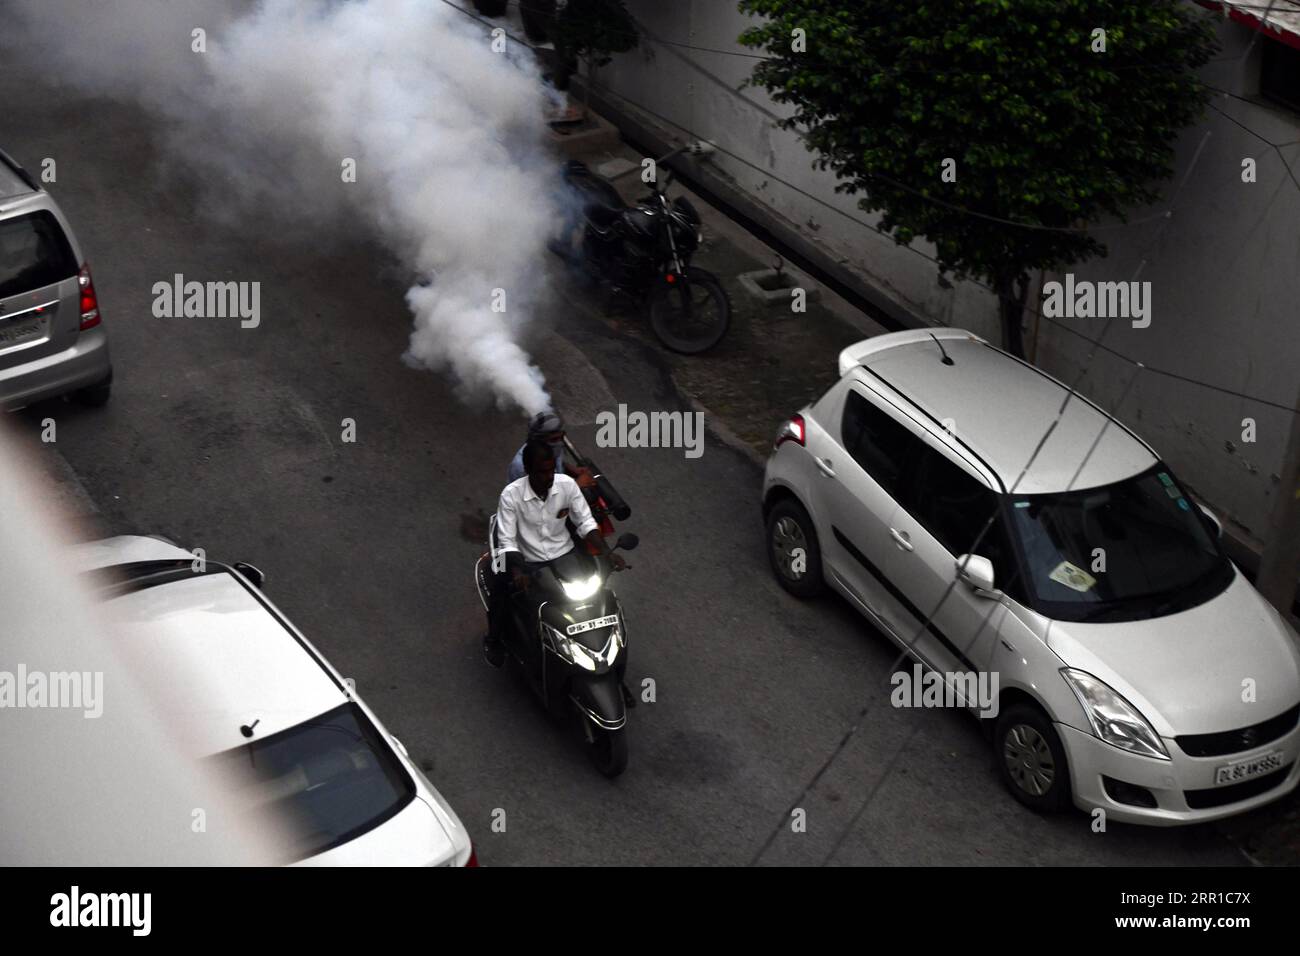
[[588, 724, 628, 778], [647, 267, 731, 354]]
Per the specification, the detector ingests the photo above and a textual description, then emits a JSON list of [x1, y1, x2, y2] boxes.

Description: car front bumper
[[1061, 720, 1300, 826], [0, 327, 111, 410]]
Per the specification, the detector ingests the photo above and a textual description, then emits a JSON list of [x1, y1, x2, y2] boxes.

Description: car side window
[[840, 388, 923, 503], [910, 446, 999, 555]]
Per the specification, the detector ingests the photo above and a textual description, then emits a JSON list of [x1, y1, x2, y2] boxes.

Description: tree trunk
[[994, 273, 1029, 358]]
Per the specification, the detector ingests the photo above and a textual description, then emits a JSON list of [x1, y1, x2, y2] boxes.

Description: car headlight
[[560, 572, 602, 601], [1061, 669, 1170, 760]]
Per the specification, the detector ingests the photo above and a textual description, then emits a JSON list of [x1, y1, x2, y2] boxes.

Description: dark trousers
[[486, 555, 553, 644]]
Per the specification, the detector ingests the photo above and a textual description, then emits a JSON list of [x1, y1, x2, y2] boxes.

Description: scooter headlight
[[544, 624, 599, 671], [560, 572, 602, 601], [1061, 669, 1170, 760]]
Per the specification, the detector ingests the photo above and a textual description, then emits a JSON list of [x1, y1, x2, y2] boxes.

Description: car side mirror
[[233, 561, 265, 588], [615, 533, 639, 552], [1197, 503, 1223, 539], [956, 554, 999, 597]]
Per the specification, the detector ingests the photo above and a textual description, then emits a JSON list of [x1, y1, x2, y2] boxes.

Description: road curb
[[683, 390, 765, 469]]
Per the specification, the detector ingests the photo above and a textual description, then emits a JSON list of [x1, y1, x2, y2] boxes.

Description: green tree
[[550, 0, 639, 113], [737, 0, 1217, 355]]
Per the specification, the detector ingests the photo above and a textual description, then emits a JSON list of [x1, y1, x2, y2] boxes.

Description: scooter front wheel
[[647, 268, 730, 354], [588, 724, 628, 778]]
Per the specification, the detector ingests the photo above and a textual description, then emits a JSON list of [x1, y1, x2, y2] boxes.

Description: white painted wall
[[595, 4, 1299, 545], [1033, 21, 1300, 543], [595, 0, 1001, 340]]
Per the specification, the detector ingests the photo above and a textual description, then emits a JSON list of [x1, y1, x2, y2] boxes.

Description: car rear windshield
[[0, 211, 78, 299], [208, 702, 415, 861], [1005, 465, 1233, 623]]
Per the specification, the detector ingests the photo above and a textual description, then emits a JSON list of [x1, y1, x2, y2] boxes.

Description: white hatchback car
[[72, 535, 475, 865], [763, 328, 1300, 825]]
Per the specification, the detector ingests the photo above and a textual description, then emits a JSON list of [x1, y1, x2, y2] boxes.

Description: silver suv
[[763, 328, 1300, 825], [0, 149, 112, 409]]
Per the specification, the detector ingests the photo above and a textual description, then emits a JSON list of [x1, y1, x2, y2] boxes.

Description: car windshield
[[1005, 465, 1232, 622], [207, 702, 414, 862]]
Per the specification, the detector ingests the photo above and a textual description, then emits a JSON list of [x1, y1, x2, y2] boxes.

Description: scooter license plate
[[566, 614, 618, 636]]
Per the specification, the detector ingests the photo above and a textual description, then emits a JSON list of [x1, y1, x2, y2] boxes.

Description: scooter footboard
[[569, 672, 626, 731]]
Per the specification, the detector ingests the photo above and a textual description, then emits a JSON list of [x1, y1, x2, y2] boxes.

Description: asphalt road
[[2, 70, 1253, 866]]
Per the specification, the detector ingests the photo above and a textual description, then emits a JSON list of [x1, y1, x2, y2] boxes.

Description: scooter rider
[[484, 439, 627, 667]]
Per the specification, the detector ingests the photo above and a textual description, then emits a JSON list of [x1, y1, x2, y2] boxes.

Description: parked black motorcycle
[[475, 446, 639, 777], [551, 160, 731, 354]]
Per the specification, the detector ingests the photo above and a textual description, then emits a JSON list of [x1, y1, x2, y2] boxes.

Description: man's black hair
[[522, 439, 556, 474]]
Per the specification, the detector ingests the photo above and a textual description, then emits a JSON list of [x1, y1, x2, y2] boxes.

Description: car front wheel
[[995, 703, 1072, 813]]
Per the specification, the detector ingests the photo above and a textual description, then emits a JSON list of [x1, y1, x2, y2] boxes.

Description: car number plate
[[0, 320, 42, 345], [566, 614, 618, 636], [1214, 750, 1283, 786]]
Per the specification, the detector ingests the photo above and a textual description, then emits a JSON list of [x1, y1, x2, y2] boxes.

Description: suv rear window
[[0, 211, 78, 299], [841, 388, 922, 502]]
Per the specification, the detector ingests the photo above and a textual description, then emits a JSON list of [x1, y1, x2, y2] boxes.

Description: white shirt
[[496, 474, 599, 563]]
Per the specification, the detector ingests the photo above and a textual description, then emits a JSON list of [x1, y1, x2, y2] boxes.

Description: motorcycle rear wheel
[[588, 725, 628, 778], [647, 268, 730, 354]]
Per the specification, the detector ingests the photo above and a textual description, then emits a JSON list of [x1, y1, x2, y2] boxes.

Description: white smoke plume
[[5, 0, 557, 414]]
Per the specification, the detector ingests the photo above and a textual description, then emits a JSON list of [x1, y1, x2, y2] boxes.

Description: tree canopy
[[737, 0, 1218, 352]]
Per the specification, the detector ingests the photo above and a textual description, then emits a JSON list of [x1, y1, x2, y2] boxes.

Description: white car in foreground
[[72, 535, 475, 866]]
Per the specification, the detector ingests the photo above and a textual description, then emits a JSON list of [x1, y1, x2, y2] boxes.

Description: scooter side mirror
[[615, 533, 639, 552]]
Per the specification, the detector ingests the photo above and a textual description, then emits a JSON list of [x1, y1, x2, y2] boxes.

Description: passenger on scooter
[[484, 440, 626, 667], [506, 412, 596, 489]]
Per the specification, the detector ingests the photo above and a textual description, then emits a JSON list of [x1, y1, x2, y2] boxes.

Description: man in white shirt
[[485, 439, 626, 666]]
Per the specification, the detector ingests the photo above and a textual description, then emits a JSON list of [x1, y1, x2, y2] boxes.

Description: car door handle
[[889, 528, 913, 552], [815, 457, 835, 478]]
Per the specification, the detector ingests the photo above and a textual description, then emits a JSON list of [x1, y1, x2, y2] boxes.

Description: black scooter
[[475, 508, 639, 778]]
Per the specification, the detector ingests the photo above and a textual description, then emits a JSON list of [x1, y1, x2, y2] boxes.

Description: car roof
[[0, 150, 39, 205], [94, 555, 348, 757], [843, 329, 1158, 495]]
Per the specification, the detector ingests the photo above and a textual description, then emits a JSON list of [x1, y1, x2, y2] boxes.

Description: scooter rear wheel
[[589, 725, 628, 778]]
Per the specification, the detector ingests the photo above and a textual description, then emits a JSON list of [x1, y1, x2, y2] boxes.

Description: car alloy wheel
[[1003, 723, 1056, 797]]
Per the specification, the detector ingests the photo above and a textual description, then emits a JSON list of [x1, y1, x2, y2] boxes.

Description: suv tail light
[[78, 263, 101, 330], [465, 844, 479, 867], [775, 413, 805, 449]]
